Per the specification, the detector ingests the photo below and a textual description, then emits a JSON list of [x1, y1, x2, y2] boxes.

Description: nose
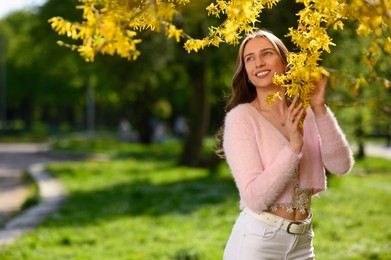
[[255, 55, 266, 67]]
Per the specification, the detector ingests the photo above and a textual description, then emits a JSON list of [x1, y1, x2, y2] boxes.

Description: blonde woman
[[219, 30, 354, 259]]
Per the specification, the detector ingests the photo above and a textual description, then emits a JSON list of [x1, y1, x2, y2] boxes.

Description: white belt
[[243, 207, 312, 235]]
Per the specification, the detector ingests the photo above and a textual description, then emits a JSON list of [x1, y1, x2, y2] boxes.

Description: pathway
[[0, 143, 80, 247]]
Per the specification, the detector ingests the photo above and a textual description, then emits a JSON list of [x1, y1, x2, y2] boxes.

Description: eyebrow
[[244, 47, 275, 59]]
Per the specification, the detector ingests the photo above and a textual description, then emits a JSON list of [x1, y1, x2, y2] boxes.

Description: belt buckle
[[286, 222, 304, 235]]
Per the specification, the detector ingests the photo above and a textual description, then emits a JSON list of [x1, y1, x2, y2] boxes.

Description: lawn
[[0, 137, 390, 259]]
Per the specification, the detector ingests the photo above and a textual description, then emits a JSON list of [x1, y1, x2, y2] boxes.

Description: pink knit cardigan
[[223, 103, 354, 213]]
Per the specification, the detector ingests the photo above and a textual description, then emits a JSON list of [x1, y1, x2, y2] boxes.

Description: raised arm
[[311, 75, 354, 174]]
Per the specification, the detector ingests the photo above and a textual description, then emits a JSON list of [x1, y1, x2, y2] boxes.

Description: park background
[[0, 0, 390, 259]]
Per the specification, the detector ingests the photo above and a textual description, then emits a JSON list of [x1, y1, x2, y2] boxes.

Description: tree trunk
[[355, 114, 366, 159], [178, 57, 210, 166], [134, 92, 153, 144]]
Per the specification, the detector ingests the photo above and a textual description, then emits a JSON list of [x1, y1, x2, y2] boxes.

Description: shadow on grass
[[44, 139, 239, 227], [112, 147, 181, 162], [53, 138, 183, 163], [48, 174, 238, 227]]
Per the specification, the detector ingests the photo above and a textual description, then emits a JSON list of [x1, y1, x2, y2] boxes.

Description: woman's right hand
[[286, 96, 305, 153]]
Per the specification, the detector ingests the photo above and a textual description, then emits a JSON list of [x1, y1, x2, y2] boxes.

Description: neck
[[255, 91, 287, 116]]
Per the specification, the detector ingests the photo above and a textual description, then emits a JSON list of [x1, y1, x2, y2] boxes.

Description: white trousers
[[224, 210, 315, 260]]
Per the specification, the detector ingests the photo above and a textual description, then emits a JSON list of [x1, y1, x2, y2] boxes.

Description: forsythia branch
[[49, 0, 390, 108]]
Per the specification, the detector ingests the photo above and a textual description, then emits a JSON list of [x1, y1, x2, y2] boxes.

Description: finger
[[297, 106, 305, 119], [290, 107, 304, 126], [293, 102, 303, 113], [294, 108, 305, 125], [289, 95, 299, 110], [288, 102, 303, 121], [318, 75, 329, 90]]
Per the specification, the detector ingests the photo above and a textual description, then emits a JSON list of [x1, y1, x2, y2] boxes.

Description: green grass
[[0, 138, 390, 259], [352, 156, 391, 172], [312, 173, 391, 259]]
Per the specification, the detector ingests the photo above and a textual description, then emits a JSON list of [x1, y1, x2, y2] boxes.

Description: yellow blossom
[[48, 0, 390, 105]]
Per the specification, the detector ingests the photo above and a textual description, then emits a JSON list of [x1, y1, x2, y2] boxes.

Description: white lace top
[[270, 169, 312, 214]]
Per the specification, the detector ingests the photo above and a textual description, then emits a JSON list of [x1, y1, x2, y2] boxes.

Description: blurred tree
[[323, 23, 391, 157], [175, 1, 219, 166], [1, 0, 389, 165], [1, 0, 184, 141], [48, 0, 390, 165], [0, 10, 87, 133], [49, 0, 390, 107], [92, 31, 183, 143]]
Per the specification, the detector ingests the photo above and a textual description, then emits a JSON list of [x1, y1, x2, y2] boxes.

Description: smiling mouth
[[256, 70, 271, 77]]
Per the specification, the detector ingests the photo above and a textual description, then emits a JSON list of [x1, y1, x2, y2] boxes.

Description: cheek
[[275, 62, 286, 75], [244, 63, 253, 77]]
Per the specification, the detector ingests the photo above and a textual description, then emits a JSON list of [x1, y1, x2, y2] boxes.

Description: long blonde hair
[[215, 29, 289, 158]]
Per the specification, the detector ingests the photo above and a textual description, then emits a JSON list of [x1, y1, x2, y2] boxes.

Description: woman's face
[[243, 37, 286, 89]]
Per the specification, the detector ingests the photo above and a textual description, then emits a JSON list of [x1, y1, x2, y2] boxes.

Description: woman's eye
[[245, 56, 254, 62]]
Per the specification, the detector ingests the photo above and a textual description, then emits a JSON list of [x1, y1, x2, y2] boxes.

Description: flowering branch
[[49, 0, 391, 105]]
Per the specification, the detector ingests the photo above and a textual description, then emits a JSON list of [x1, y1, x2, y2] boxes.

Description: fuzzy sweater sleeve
[[223, 106, 302, 212], [315, 107, 354, 174]]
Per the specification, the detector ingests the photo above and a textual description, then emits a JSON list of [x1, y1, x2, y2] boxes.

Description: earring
[[248, 79, 252, 84]]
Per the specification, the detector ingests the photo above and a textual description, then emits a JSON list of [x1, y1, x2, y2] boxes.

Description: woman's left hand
[[311, 75, 328, 117]]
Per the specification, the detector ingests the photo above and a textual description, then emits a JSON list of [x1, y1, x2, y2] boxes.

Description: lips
[[256, 70, 271, 78]]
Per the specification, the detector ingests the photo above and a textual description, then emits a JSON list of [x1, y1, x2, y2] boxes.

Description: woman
[[220, 29, 354, 259]]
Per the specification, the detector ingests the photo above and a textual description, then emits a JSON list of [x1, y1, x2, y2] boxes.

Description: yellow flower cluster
[[272, 0, 390, 112], [341, 0, 391, 69], [49, 0, 190, 61], [49, 0, 390, 105], [272, 1, 342, 110], [187, 0, 279, 51]]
